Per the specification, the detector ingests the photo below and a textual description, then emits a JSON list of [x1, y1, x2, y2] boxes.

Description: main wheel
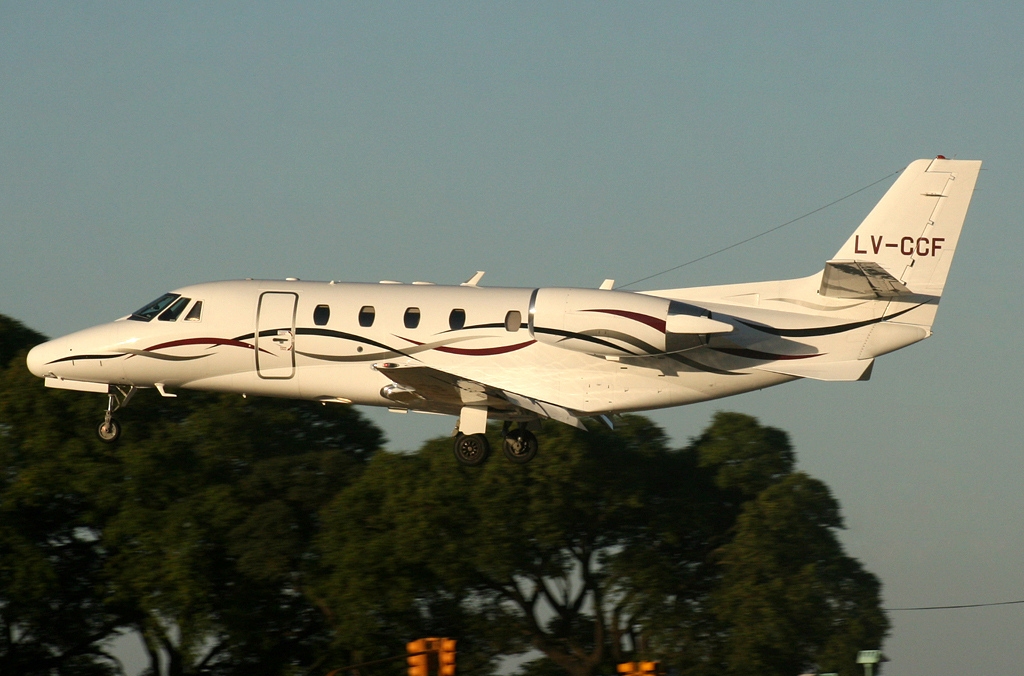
[[453, 433, 491, 466], [97, 418, 121, 443], [503, 429, 538, 464]]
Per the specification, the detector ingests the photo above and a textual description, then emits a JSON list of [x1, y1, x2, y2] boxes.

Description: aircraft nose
[[26, 340, 57, 378]]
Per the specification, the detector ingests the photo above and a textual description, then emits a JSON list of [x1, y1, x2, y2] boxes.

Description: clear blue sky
[[3, 4, 1023, 674]]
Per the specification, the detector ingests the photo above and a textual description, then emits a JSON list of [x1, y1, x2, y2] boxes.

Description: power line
[[886, 599, 1024, 611], [619, 168, 903, 290]]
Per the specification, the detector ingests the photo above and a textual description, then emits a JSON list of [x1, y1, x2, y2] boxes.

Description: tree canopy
[[0, 313, 887, 676]]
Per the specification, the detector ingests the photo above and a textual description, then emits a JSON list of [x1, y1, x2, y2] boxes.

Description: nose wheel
[[96, 386, 136, 444], [97, 418, 122, 443]]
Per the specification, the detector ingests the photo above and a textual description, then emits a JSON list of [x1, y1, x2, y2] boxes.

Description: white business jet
[[27, 157, 980, 465]]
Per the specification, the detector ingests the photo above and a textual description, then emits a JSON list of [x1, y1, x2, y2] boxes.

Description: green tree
[[643, 413, 889, 676], [314, 416, 722, 676], [99, 391, 383, 676], [0, 313, 386, 676], [709, 472, 887, 676], [314, 412, 888, 676], [0, 317, 124, 675]]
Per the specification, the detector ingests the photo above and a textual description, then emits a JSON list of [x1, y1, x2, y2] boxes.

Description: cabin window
[[158, 297, 191, 322], [129, 293, 180, 322], [505, 310, 521, 332], [358, 306, 375, 327], [184, 301, 203, 322], [404, 307, 421, 329], [313, 304, 330, 326], [449, 308, 466, 331]]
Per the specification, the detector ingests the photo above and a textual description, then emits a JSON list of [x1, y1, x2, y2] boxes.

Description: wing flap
[[373, 362, 586, 429]]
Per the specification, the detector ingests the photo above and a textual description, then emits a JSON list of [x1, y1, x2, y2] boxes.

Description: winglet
[[461, 271, 486, 287]]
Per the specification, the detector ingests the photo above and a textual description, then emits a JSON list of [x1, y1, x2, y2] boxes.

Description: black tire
[[453, 433, 490, 466], [97, 418, 121, 443], [503, 429, 538, 464]]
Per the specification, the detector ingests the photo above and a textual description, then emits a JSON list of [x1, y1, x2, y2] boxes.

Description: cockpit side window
[[129, 293, 180, 322], [184, 301, 203, 322], [158, 297, 191, 322]]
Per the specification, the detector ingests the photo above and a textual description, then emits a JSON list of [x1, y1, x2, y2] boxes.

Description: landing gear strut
[[97, 386, 137, 443]]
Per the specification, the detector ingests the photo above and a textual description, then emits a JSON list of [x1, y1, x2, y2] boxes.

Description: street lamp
[[856, 650, 885, 676]]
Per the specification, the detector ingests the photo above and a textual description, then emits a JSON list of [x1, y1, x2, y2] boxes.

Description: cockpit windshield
[[129, 293, 180, 322], [158, 297, 192, 322]]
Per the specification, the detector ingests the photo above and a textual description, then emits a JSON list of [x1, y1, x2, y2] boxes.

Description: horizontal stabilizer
[[820, 260, 912, 299], [756, 358, 874, 382]]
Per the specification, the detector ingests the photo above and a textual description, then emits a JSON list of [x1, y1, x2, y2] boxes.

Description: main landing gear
[[502, 427, 538, 464], [452, 422, 539, 466], [97, 386, 137, 443]]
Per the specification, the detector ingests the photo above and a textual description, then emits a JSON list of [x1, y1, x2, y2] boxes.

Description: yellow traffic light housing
[[438, 638, 457, 676], [617, 660, 660, 676], [407, 639, 430, 676]]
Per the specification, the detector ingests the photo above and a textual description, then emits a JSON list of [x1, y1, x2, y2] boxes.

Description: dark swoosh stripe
[[709, 347, 820, 361], [398, 335, 537, 356], [46, 353, 126, 365], [441, 322, 528, 334], [295, 327, 415, 358], [122, 350, 212, 362], [531, 327, 634, 354], [576, 328, 663, 356], [295, 350, 400, 363], [736, 303, 927, 337]]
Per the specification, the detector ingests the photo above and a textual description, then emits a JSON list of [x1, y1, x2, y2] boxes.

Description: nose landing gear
[[96, 386, 137, 443]]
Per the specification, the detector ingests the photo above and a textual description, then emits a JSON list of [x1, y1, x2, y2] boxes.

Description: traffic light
[[638, 662, 659, 676], [617, 661, 660, 676], [438, 638, 456, 676], [407, 639, 429, 676]]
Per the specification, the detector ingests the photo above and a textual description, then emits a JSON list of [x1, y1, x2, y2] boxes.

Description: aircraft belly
[[298, 363, 394, 406]]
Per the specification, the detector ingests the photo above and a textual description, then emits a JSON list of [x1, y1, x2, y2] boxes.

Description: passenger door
[[256, 292, 297, 379]]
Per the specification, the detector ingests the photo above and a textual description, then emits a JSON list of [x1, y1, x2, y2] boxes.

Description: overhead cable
[[619, 168, 903, 290], [885, 599, 1024, 611]]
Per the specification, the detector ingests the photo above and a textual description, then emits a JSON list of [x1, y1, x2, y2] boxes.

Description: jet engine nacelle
[[528, 288, 732, 357]]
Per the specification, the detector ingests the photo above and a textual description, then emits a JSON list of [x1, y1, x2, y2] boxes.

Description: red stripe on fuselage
[[582, 309, 667, 333], [145, 337, 256, 352]]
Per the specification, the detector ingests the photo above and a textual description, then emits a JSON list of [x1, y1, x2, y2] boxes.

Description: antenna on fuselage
[[461, 271, 485, 287]]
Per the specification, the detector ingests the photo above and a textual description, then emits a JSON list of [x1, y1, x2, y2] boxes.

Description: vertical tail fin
[[826, 157, 981, 300]]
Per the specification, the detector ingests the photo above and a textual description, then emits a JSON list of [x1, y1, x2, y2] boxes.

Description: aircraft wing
[[373, 362, 587, 429]]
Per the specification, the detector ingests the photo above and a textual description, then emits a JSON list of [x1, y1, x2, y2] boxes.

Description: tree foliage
[[316, 412, 889, 676], [0, 314, 383, 675], [0, 313, 888, 676]]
